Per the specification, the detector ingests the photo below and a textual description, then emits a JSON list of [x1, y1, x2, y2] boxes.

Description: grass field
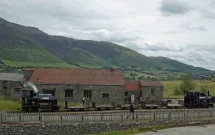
[[2, 60, 76, 68], [0, 97, 21, 111], [162, 80, 215, 98]]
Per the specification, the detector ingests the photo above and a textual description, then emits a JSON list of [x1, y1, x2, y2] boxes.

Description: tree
[[173, 86, 182, 95], [180, 74, 196, 92], [200, 85, 208, 93]]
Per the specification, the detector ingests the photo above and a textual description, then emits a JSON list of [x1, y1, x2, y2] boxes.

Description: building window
[[102, 93, 109, 99], [125, 92, 128, 96], [3, 81, 7, 90], [14, 88, 21, 92], [84, 90, 92, 98], [65, 89, 73, 98], [151, 88, 155, 95]]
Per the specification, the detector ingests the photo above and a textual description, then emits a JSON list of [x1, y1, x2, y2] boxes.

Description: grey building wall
[[140, 86, 163, 102], [124, 91, 141, 104], [0, 80, 23, 100], [33, 84, 125, 106]]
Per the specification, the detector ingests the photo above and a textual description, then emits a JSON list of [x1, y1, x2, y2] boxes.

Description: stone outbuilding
[[124, 80, 141, 104], [140, 80, 164, 103], [24, 68, 125, 106], [0, 73, 24, 100]]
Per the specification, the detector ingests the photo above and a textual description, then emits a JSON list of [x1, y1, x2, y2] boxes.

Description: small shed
[[140, 80, 164, 103], [124, 80, 141, 104], [0, 73, 24, 99]]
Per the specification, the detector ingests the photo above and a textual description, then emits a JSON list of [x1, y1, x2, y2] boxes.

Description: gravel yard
[[136, 124, 215, 135]]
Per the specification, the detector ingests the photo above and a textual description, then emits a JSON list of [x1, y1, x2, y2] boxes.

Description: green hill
[[0, 17, 214, 77]]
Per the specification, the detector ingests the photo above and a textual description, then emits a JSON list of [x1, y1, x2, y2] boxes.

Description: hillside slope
[[0, 17, 214, 76], [151, 57, 212, 74]]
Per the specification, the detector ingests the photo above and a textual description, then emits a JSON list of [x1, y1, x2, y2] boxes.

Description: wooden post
[[210, 109, 212, 118], [39, 111, 42, 122], [198, 110, 200, 119], [82, 114, 84, 123], [136, 112, 138, 122], [19, 113, 22, 122], [0, 112, 2, 123], [121, 112, 123, 123], [101, 112, 103, 122], [153, 112, 156, 121], [60, 113, 63, 123], [168, 111, 171, 120], [184, 111, 186, 121]]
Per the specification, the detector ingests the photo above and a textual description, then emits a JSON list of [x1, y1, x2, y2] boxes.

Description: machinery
[[184, 90, 214, 108], [21, 90, 59, 112]]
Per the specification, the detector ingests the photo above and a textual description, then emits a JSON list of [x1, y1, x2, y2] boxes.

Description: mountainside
[[0, 17, 214, 78]]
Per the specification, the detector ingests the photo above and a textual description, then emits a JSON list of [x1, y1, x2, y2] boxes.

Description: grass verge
[[0, 96, 21, 111]]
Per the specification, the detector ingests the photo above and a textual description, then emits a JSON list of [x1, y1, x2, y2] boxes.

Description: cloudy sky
[[0, 0, 215, 70]]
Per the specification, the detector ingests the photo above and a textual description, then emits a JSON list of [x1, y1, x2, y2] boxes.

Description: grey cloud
[[144, 43, 183, 52], [159, 0, 191, 16], [180, 24, 207, 31], [88, 29, 143, 43]]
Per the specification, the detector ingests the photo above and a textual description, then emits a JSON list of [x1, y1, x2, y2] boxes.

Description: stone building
[[0, 73, 24, 100], [140, 80, 164, 103], [24, 68, 125, 105], [124, 80, 141, 104]]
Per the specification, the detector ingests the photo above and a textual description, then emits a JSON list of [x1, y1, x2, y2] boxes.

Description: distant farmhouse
[[0, 73, 24, 100], [0, 68, 164, 106]]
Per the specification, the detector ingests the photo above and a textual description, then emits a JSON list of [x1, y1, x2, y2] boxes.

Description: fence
[[1, 109, 215, 124]]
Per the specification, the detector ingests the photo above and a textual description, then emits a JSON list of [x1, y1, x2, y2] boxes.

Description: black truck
[[21, 90, 60, 112], [184, 90, 214, 108]]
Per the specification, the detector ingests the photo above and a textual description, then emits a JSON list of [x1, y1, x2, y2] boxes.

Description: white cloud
[[0, 0, 215, 70]]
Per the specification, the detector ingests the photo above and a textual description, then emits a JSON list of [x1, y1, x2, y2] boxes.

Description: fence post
[[81, 113, 84, 123], [197, 110, 200, 119], [184, 110, 186, 121], [60, 113, 63, 123], [39, 112, 42, 122], [0, 112, 2, 123], [19, 113, 22, 122], [121, 112, 123, 123], [101, 112, 103, 122], [210, 109, 212, 118], [153, 112, 156, 121], [168, 111, 171, 120], [136, 112, 138, 122]]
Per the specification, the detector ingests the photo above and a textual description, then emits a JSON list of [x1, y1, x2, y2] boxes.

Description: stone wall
[[125, 91, 141, 104], [0, 80, 23, 99], [0, 120, 213, 135], [141, 86, 163, 102], [34, 84, 125, 105]]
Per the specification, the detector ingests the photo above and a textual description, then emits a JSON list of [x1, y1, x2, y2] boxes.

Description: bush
[[200, 85, 208, 93], [173, 86, 183, 95]]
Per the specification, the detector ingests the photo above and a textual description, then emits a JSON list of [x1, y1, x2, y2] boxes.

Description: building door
[[84, 90, 92, 99]]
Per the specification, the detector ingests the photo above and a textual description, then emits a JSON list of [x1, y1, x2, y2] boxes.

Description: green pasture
[[2, 60, 76, 68], [162, 80, 215, 98]]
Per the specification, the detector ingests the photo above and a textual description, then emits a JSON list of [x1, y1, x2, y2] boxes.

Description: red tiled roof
[[140, 80, 163, 87], [23, 68, 38, 71], [124, 81, 141, 91], [28, 68, 124, 85]]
